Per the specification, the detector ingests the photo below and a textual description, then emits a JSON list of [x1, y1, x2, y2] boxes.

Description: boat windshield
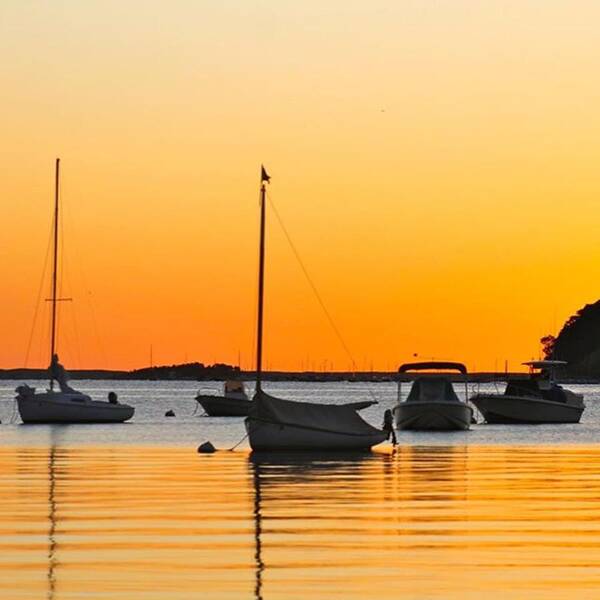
[[225, 381, 245, 394], [405, 378, 462, 404], [505, 379, 542, 397]]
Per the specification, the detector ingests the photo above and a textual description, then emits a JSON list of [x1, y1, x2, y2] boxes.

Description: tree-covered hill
[[542, 300, 600, 376]]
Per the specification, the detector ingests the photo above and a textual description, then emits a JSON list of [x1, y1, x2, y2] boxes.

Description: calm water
[[1, 381, 600, 599], [1, 379, 600, 447]]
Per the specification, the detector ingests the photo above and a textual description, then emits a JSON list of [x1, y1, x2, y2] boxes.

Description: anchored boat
[[471, 360, 584, 424], [244, 167, 389, 451], [15, 159, 134, 424], [393, 362, 473, 431], [196, 380, 252, 416]]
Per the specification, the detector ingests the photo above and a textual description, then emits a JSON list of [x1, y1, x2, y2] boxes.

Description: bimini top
[[522, 360, 567, 370], [398, 361, 467, 374]]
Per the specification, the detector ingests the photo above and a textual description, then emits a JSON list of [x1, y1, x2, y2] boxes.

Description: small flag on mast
[[261, 165, 271, 183]]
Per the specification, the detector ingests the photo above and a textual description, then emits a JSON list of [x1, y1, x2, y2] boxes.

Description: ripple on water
[[1, 445, 600, 599]]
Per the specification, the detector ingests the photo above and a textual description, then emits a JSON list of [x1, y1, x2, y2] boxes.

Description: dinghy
[[15, 159, 134, 424], [244, 167, 389, 451]]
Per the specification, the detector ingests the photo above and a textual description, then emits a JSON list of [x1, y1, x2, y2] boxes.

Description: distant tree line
[[0, 362, 241, 381], [131, 362, 240, 380]]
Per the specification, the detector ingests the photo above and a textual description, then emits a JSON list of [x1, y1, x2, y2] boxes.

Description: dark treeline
[[542, 299, 600, 377], [0, 362, 241, 381], [0, 364, 589, 382]]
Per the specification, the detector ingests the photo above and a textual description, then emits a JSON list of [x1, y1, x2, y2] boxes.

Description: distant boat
[[196, 380, 252, 416], [244, 167, 389, 451], [15, 159, 134, 424], [393, 362, 473, 431], [470, 360, 585, 424]]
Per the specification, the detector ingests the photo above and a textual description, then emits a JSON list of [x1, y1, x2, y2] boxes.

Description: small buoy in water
[[198, 441, 216, 453], [165, 410, 175, 417]]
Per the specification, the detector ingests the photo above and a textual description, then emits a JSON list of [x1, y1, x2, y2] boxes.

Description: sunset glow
[[2, 1, 600, 371]]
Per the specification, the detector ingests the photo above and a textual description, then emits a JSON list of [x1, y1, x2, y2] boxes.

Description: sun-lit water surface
[[2, 381, 600, 599], [2, 445, 600, 599]]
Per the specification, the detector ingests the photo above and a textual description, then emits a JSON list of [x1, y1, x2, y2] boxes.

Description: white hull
[[17, 391, 134, 424], [471, 394, 584, 424], [245, 417, 388, 451]]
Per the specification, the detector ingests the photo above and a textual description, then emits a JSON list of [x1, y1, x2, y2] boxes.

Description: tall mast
[[255, 166, 269, 392], [49, 158, 60, 390]]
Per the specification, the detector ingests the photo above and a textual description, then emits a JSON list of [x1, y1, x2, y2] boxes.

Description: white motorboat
[[471, 360, 584, 424], [244, 167, 389, 451], [393, 362, 473, 431], [15, 159, 134, 424]]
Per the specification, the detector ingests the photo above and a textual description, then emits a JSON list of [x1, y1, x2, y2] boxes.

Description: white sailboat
[[15, 159, 134, 424], [244, 167, 389, 451]]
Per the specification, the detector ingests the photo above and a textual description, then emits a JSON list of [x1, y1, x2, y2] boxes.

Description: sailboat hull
[[17, 392, 134, 424], [245, 418, 388, 451]]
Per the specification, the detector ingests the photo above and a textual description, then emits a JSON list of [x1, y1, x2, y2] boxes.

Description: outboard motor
[[383, 409, 397, 446], [15, 385, 35, 399]]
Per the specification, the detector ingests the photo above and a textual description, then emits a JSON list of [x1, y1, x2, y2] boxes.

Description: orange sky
[[2, 1, 600, 371]]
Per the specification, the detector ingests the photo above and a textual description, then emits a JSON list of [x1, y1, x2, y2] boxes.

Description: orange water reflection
[[1, 444, 600, 599]]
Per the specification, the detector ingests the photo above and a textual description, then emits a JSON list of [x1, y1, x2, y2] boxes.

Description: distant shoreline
[[1, 367, 598, 384]]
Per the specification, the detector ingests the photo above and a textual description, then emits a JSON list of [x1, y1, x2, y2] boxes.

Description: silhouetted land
[[0, 362, 239, 381], [542, 299, 600, 377], [1, 362, 598, 382]]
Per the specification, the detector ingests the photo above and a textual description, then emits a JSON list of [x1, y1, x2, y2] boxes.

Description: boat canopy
[[250, 390, 383, 436], [398, 361, 467, 374], [405, 378, 462, 404]]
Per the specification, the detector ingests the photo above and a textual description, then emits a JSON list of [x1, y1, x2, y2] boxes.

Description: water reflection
[[2, 445, 600, 599], [248, 451, 384, 600], [252, 459, 264, 600], [47, 440, 57, 600]]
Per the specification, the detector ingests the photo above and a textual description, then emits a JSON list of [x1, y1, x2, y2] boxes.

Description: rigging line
[[24, 224, 54, 367], [266, 191, 381, 403], [56, 180, 65, 358], [60, 191, 82, 368], [266, 191, 357, 371]]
